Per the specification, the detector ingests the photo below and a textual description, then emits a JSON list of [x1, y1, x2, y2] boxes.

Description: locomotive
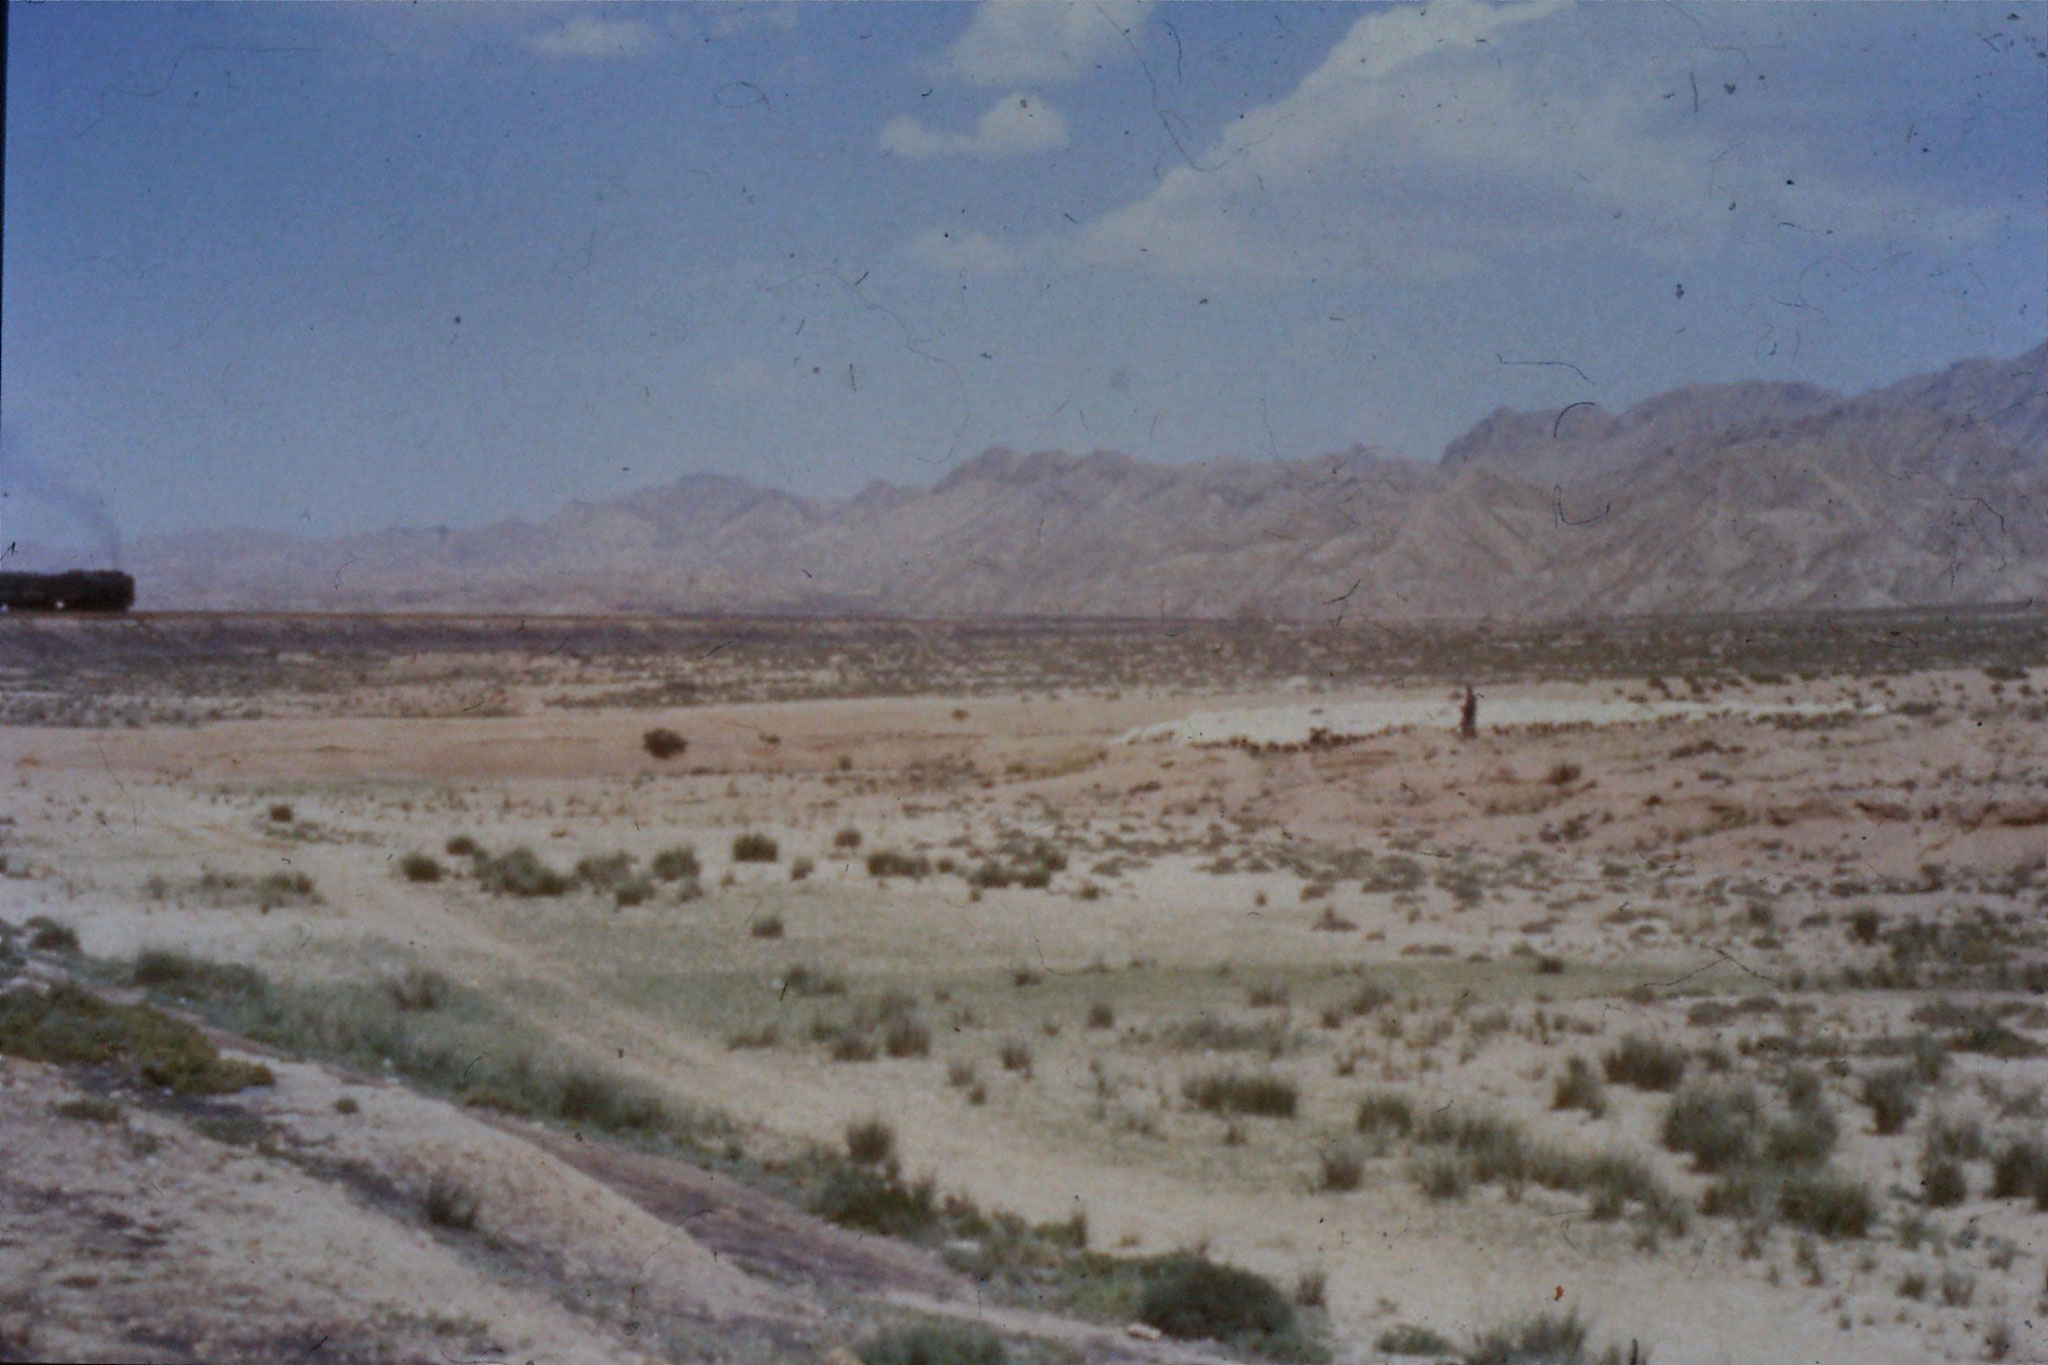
[[0, 570, 136, 612]]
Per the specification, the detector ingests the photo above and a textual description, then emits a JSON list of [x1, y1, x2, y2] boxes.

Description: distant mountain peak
[[74, 342, 2048, 620]]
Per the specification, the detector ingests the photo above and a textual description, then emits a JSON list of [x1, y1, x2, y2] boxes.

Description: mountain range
[[20, 342, 2048, 620]]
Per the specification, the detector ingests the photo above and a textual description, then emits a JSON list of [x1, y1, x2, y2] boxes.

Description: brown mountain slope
[[1439, 379, 1845, 488], [41, 344, 2048, 620]]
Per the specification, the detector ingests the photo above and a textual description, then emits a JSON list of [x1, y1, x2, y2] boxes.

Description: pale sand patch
[[1120, 694, 1877, 747]]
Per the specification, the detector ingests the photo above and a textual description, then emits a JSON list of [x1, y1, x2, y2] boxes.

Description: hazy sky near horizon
[[4, 0, 2044, 552]]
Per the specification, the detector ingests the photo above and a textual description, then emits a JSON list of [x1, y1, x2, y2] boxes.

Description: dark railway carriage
[[0, 570, 136, 613]]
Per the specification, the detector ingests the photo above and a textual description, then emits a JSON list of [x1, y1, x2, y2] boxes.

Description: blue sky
[[5, 0, 2043, 551]]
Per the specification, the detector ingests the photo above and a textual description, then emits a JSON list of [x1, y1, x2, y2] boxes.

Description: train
[[0, 570, 136, 613]]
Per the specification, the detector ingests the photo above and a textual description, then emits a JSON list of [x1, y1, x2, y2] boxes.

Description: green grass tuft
[[1184, 1070, 1298, 1118], [0, 982, 273, 1096]]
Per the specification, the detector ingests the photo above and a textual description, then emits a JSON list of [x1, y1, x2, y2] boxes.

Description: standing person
[[1459, 684, 1479, 739]]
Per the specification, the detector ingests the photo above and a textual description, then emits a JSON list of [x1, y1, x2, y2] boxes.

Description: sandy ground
[[1117, 693, 1873, 747], [3, 618, 2046, 1364]]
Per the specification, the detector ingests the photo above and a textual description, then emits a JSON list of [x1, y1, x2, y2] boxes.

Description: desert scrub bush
[[1310, 904, 1356, 932], [1990, 1137, 2048, 1205], [749, 914, 785, 939], [25, 917, 79, 954], [731, 832, 779, 863], [1355, 1091, 1416, 1138], [780, 963, 846, 998], [1086, 1001, 1116, 1030], [253, 870, 319, 910], [1918, 1153, 1968, 1207], [833, 826, 863, 851], [422, 1175, 480, 1231], [1466, 1309, 1642, 1365], [1345, 982, 1393, 1016], [725, 1023, 779, 1050], [1772, 1172, 1875, 1239], [997, 1039, 1034, 1075], [790, 856, 815, 881], [1764, 1096, 1838, 1168], [1163, 1015, 1289, 1055], [1245, 982, 1291, 1009], [845, 1117, 897, 1166], [1553, 1056, 1607, 1118], [268, 802, 295, 823], [123, 952, 716, 1152], [574, 851, 636, 893], [464, 1053, 678, 1138], [1414, 1109, 1686, 1231], [1375, 1324, 1454, 1356], [1603, 1034, 1688, 1091], [549, 1070, 671, 1132], [0, 982, 273, 1096], [811, 1163, 939, 1237], [1860, 1067, 1918, 1135], [1134, 1253, 1299, 1352], [649, 845, 701, 881], [856, 1321, 1007, 1365], [444, 834, 483, 859], [611, 875, 655, 907], [476, 847, 572, 897], [385, 966, 451, 1012], [1360, 854, 1426, 895], [129, 949, 271, 1007], [1950, 1015, 2045, 1059], [398, 851, 443, 884], [1184, 1070, 1298, 1118], [867, 848, 932, 879], [641, 727, 687, 760], [53, 1096, 122, 1124], [884, 1016, 932, 1058], [1662, 1086, 1761, 1172], [831, 1032, 880, 1063], [967, 861, 1014, 890], [1924, 1113, 1985, 1161], [1415, 1152, 1471, 1200], [1317, 1144, 1365, 1192]]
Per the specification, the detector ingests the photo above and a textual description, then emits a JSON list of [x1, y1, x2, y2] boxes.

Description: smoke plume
[[0, 427, 123, 567]]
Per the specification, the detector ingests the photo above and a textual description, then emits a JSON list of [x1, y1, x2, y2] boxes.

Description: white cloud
[[943, 0, 1148, 87], [1060, 0, 1973, 283], [881, 95, 1070, 159], [525, 16, 656, 60]]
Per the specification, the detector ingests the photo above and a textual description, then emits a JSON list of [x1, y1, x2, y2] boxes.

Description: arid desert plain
[[3, 608, 2047, 1365]]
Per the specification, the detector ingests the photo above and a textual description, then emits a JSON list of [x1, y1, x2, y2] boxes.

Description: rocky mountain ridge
[[20, 343, 2046, 620]]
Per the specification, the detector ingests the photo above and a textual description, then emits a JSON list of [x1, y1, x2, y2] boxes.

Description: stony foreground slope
[[0, 952, 1251, 1365]]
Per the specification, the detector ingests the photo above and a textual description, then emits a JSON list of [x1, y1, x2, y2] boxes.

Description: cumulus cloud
[[881, 94, 1070, 159], [525, 16, 656, 60], [943, 0, 1148, 87], [1063, 0, 1994, 282]]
